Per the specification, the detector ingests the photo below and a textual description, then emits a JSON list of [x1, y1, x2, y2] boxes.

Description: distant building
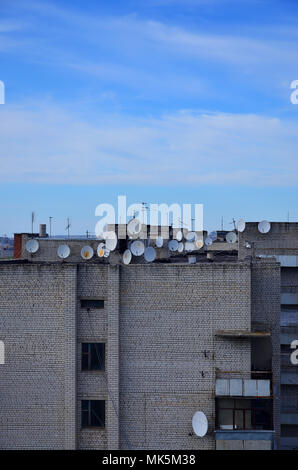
[[0, 223, 284, 449]]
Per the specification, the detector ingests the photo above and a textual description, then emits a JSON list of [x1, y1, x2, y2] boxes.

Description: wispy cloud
[[0, 103, 297, 186]]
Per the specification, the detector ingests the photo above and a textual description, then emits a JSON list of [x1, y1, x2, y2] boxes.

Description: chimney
[[39, 224, 47, 238]]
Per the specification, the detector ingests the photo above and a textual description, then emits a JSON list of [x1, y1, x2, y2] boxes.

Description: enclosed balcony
[[215, 371, 274, 444]]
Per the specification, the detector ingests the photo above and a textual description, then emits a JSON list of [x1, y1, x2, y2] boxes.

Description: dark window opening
[[216, 398, 273, 431], [82, 343, 105, 371], [81, 400, 105, 427], [80, 299, 104, 309]]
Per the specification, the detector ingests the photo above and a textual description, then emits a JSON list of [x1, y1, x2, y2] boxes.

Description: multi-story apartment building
[[239, 222, 298, 450], [0, 225, 281, 450]]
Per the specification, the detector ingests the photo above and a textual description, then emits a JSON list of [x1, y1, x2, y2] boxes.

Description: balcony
[[215, 393, 274, 442], [215, 371, 272, 398]]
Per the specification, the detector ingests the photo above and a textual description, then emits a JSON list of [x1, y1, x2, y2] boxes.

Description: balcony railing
[[215, 370, 273, 397]]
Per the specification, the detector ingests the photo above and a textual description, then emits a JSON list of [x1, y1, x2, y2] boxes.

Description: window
[[80, 299, 104, 309], [81, 400, 105, 427], [216, 398, 272, 430], [82, 343, 105, 371]]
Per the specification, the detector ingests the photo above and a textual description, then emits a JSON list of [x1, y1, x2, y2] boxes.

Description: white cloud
[[0, 104, 297, 186]]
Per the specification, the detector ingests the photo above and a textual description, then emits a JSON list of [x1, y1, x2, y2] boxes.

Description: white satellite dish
[[97, 243, 105, 257], [258, 220, 271, 234], [186, 232, 197, 242], [123, 249, 132, 265], [195, 239, 204, 250], [103, 248, 110, 258], [57, 244, 70, 259], [185, 241, 195, 252], [178, 242, 184, 253], [81, 246, 94, 260], [168, 239, 179, 252], [204, 237, 213, 247], [226, 232, 237, 244], [26, 239, 39, 254], [237, 219, 246, 233], [175, 230, 183, 242], [131, 240, 145, 256], [127, 218, 141, 236], [144, 246, 156, 262], [192, 411, 208, 437], [104, 231, 118, 251], [155, 236, 163, 248]]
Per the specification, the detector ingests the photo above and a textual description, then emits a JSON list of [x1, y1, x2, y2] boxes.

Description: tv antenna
[[31, 212, 35, 235], [49, 216, 53, 237], [65, 218, 71, 238]]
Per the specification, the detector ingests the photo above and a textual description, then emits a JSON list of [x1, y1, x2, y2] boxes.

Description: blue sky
[[0, 0, 298, 236]]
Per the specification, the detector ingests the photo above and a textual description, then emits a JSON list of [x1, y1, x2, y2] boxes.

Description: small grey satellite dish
[[123, 249, 132, 265], [26, 239, 39, 254], [185, 241, 195, 252], [237, 219, 246, 233], [258, 220, 271, 234], [204, 237, 213, 247], [168, 239, 179, 252], [226, 232, 237, 244], [155, 236, 163, 248], [131, 240, 145, 256], [186, 231, 197, 242], [127, 218, 141, 236], [144, 246, 156, 262], [192, 411, 208, 437], [188, 255, 196, 264], [178, 242, 184, 253], [57, 244, 70, 259], [175, 230, 183, 242], [104, 231, 118, 251], [81, 246, 94, 260]]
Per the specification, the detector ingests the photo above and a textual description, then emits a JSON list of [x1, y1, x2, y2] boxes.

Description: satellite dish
[[97, 243, 105, 257], [103, 248, 110, 258], [258, 220, 271, 234], [123, 249, 132, 265], [192, 411, 208, 437], [155, 236, 163, 248], [144, 246, 156, 262], [175, 230, 183, 242], [186, 232, 197, 242], [131, 240, 145, 256], [104, 231, 118, 251], [178, 242, 184, 253], [26, 239, 39, 253], [195, 239, 204, 250], [185, 241, 195, 252], [237, 219, 246, 233], [204, 237, 213, 247], [127, 218, 141, 236], [57, 244, 70, 259], [226, 232, 237, 244], [81, 246, 94, 260], [168, 239, 179, 252], [188, 255, 196, 264]]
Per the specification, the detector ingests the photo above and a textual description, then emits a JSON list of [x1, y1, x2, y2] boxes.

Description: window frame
[[81, 400, 105, 428], [81, 342, 105, 371]]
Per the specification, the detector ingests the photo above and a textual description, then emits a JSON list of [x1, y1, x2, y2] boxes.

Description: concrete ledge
[[215, 430, 274, 441]]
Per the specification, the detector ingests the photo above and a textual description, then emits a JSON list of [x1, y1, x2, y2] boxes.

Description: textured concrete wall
[[238, 222, 298, 260], [119, 263, 251, 450], [0, 263, 77, 449]]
